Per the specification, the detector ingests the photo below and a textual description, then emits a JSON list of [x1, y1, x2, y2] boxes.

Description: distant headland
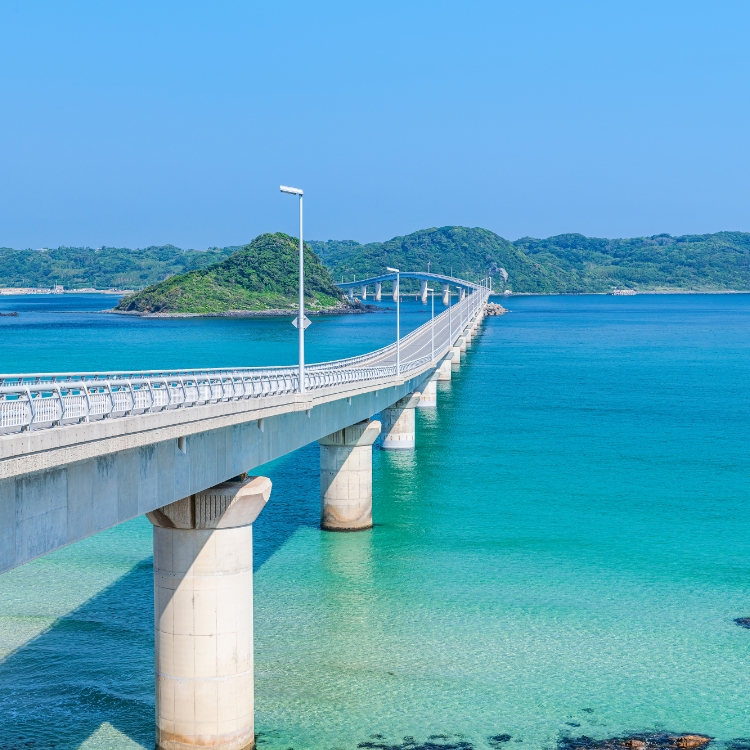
[[2, 227, 750, 305]]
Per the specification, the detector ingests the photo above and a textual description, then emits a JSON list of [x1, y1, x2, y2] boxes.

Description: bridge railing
[[0, 288, 489, 434], [0, 354, 438, 433]]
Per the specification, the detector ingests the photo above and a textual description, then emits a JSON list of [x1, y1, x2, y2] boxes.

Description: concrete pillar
[[420, 279, 428, 304], [463, 328, 472, 345], [450, 344, 461, 365], [442, 284, 450, 306], [381, 391, 421, 449], [375, 282, 382, 301], [437, 356, 452, 381], [392, 277, 399, 302], [319, 420, 381, 531], [147, 476, 273, 750], [348, 287, 354, 300], [459, 288, 465, 301], [361, 285, 367, 300], [457, 335, 467, 352], [417, 374, 437, 408]]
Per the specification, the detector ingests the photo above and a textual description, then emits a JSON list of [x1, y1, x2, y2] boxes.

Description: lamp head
[[280, 185, 303, 195], [386, 267, 399, 273]]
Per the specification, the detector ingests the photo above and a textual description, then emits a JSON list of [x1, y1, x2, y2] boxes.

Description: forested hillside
[[4, 228, 750, 294], [310, 227, 562, 293], [0, 245, 236, 289], [115, 233, 347, 314], [312, 227, 750, 293]]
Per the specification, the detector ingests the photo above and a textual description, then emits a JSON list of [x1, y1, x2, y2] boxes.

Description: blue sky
[[1, 1, 748, 248]]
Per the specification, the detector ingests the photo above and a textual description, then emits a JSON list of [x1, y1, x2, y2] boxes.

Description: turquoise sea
[[0, 293, 748, 750]]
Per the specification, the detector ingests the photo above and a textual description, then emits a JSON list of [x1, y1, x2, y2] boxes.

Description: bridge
[[336, 271, 490, 304], [0, 279, 491, 750]]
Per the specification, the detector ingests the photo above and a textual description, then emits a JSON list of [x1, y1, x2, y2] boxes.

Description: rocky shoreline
[[106, 300, 374, 318]]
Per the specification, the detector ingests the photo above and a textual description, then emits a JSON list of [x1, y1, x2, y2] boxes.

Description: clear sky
[[1, 1, 748, 249]]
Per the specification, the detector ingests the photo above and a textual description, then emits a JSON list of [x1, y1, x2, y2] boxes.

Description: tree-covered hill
[[4, 227, 750, 295], [0, 245, 237, 290], [312, 227, 750, 293], [514, 231, 750, 292], [310, 226, 564, 293], [115, 233, 348, 314]]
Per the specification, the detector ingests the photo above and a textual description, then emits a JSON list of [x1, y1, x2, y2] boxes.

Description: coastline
[[106, 302, 374, 318]]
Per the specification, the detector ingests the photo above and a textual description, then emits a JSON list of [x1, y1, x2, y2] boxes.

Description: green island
[[114, 233, 349, 315], [3, 227, 750, 300]]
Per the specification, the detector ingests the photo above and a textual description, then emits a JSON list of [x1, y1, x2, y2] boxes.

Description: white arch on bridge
[[337, 272, 489, 304]]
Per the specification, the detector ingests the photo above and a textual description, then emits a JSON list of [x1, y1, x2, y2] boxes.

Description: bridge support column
[[450, 344, 461, 365], [442, 284, 450, 306], [319, 420, 381, 531], [361, 285, 367, 300], [375, 282, 382, 301], [417, 374, 438, 408], [458, 335, 467, 352], [381, 392, 421, 449], [392, 278, 399, 302], [437, 356, 452, 381], [147, 476, 273, 750], [348, 288, 354, 300], [463, 328, 472, 345], [420, 279, 428, 304]]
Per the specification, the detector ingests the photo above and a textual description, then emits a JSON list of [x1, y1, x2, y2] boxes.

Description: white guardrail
[[1, 290, 489, 434]]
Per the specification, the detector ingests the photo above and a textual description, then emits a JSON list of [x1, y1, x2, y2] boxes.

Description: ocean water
[[0, 293, 748, 750]]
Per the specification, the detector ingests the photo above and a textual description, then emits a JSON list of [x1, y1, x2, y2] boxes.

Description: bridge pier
[[459, 288, 465, 301], [392, 277, 399, 302], [147, 476, 273, 750], [361, 284, 367, 300], [420, 279, 428, 304], [319, 420, 381, 531], [450, 344, 461, 365], [442, 283, 450, 306], [381, 392, 421, 449], [375, 281, 382, 301], [417, 374, 438, 408], [437, 356, 452, 380]]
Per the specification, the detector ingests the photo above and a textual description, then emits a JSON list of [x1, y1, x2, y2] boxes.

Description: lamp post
[[280, 185, 305, 393], [386, 266, 400, 374], [427, 287, 435, 361]]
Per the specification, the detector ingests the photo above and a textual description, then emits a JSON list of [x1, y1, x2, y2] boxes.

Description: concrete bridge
[[337, 271, 488, 305], [0, 280, 490, 750]]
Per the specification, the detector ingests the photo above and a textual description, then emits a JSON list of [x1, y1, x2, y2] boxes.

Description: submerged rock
[[558, 733, 712, 750], [734, 617, 750, 629]]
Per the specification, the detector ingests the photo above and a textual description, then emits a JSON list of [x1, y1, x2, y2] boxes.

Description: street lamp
[[280, 185, 305, 393], [426, 287, 435, 361], [386, 266, 400, 375]]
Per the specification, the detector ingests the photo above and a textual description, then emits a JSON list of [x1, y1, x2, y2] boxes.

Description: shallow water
[[0, 293, 748, 750]]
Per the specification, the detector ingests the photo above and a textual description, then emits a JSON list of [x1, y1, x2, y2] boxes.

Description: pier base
[[319, 420, 381, 531], [450, 345, 461, 365], [417, 375, 438, 408], [382, 392, 421, 449], [437, 357, 452, 381], [147, 476, 272, 750]]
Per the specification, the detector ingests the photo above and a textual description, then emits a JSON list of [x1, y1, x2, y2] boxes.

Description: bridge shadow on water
[[0, 443, 321, 750]]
